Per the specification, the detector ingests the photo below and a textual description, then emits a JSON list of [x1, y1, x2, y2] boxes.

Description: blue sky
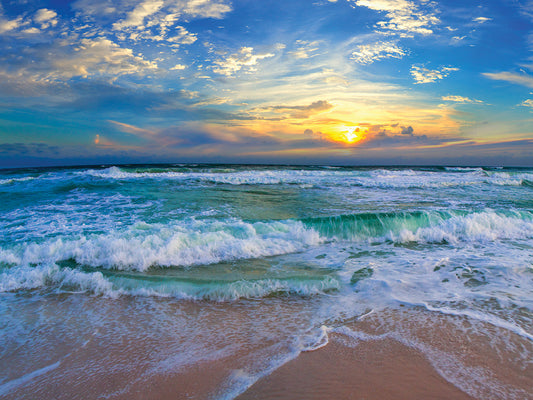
[[0, 0, 532, 167]]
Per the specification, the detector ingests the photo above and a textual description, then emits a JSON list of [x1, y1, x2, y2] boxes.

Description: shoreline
[[2, 297, 531, 400]]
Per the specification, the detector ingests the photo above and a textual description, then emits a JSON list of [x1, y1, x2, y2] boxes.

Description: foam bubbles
[[0, 263, 116, 296], [76, 166, 532, 189]]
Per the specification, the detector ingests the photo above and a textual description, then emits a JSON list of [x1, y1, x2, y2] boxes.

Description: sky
[[0, 0, 533, 167]]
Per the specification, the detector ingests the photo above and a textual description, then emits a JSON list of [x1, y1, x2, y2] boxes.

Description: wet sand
[[237, 336, 474, 400], [2, 297, 531, 400]]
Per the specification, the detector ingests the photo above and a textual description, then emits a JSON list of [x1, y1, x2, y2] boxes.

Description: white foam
[[421, 303, 533, 341], [389, 210, 533, 244], [0, 176, 35, 185], [0, 361, 61, 396], [2, 211, 532, 275], [78, 166, 533, 189], [0, 261, 340, 300], [1, 219, 321, 272], [299, 325, 330, 352], [0, 263, 117, 297], [444, 167, 485, 172]]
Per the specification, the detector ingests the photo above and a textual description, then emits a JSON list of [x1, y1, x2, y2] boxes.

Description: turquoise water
[[1, 164, 532, 398]]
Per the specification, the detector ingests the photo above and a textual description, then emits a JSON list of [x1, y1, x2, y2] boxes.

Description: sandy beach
[[237, 337, 474, 400], [2, 299, 531, 400]]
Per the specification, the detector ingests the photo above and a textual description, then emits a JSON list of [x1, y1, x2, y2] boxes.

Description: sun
[[323, 125, 368, 145], [340, 126, 366, 144], [344, 127, 359, 143]]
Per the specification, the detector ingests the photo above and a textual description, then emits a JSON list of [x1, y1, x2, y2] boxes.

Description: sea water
[[0, 165, 532, 398]]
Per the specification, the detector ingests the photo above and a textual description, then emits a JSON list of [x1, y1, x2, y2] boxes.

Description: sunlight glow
[[331, 125, 367, 144]]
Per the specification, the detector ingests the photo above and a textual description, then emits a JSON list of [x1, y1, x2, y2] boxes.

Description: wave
[[305, 209, 533, 244], [0, 263, 340, 300], [0, 176, 36, 185], [444, 167, 485, 172], [3, 166, 532, 190], [1, 210, 531, 274], [522, 179, 533, 188], [0, 263, 115, 296], [76, 166, 533, 189], [1, 219, 322, 271]]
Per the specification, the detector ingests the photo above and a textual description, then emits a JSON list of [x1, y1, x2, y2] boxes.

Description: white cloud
[[353, 0, 440, 36], [34, 8, 58, 29], [411, 65, 458, 84], [351, 41, 405, 64], [56, 38, 158, 79], [165, 26, 197, 45], [213, 47, 275, 77], [179, 0, 232, 19], [113, 0, 165, 30], [288, 40, 321, 59], [520, 99, 533, 108], [519, 0, 533, 21], [482, 71, 533, 88], [72, 0, 230, 48], [0, 37, 158, 83], [441, 95, 483, 103], [127, 24, 197, 45], [473, 17, 492, 24], [0, 16, 22, 34], [0, 4, 24, 35], [22, 28, 42, 35], [74, 0, 232, 21], [100, 0, 221, 48], [171, 64, 187, 70]]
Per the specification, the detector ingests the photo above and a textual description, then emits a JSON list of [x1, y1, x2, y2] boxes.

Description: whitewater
[[0, 164, 532, 399]]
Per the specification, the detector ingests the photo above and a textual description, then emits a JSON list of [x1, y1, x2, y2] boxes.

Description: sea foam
[[77, 166, 531, 188]]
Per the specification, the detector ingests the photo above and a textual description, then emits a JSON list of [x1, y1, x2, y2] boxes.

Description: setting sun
[[333, 125, 367, 144]]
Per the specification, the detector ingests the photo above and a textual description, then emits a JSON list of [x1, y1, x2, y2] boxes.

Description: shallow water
[[0, 164, 532, 398]]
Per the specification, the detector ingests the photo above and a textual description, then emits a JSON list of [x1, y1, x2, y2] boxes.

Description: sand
[[237, 336, 474, 400], [2, 298, 531, 400]]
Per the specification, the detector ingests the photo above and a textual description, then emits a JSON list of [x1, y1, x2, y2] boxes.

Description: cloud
[[181, 0, 233, 19], [520, 99, 533, 108], [2, 36, 158, 83], [170, 64, 187, 70], [401, 125, 413, 135], [53, 38, 157, 80], [0, 142, 61, 156], [0, 15, 23, 34], [70, 0, 229, 48], [74, 0, 232, 20], [263, 100, 334, 119], [351, 41, 406, 64], [360, 126, 461, 148], [441, 95, 483, 103], [353, 0, 440, 36], [108, 120, 158, 138], [473, 16, 492, 24], [112, 0, 165, 30], [34, 8, 58, 29], [288, 40, 321, 59], [482, 71, 533, 88], [411, 65, 459, 84], [213, 47, 276, 76], [519, 0, 533, 20]]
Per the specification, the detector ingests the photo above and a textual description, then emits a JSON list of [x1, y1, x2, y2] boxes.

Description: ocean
[[0, 164, 532, 399]]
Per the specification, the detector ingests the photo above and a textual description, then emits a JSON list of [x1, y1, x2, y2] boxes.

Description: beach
[[2, 300, 530, 399], [1, 165, 532, 398]]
